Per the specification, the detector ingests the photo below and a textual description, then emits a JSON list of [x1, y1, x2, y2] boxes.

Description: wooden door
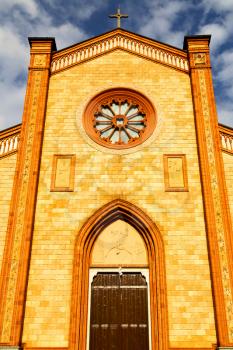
[[89, 272, 149, 350]]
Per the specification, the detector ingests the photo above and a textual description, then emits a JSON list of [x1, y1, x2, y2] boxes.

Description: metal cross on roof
[[109, 7, 128, 28]]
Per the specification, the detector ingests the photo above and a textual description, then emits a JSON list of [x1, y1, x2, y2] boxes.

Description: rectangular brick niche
[[51, 154, 75, 192], [163, 154, 188, 192]]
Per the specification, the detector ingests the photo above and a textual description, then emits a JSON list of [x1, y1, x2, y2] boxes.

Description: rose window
[[94, 100, 146, 145], [83, 89, 156, 150]]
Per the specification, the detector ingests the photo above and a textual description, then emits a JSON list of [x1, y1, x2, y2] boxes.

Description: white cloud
[[197, 1, 233, 126], [216, 50, 233, 96], [29, 20, 87, 49], [0, 27, 27, 80], [217, 102, 233, 126], [137, 1, 186, 47], [0, 0, 232, 129], [212, 49, 233, 125], [197, 0, 233, 51], [0, 1, 90, 129], [198, 23, 228, 51], [73, 2, 104, 20], [38, 0, 106, 20], [0, 18, 87, 128], [0, 25, 28, 128], [0, 82, 25, 130], [1, 2, 87, 50], [201, 0, 233, 12], [0, 0, 38, 17]]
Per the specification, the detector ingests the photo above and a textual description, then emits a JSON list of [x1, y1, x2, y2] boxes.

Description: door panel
[[90, 272, 149, 350], [90, 273, 120, 350]]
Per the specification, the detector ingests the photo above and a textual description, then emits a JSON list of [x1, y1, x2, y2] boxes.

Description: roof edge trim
[[183, 35, 211, 50], [28, 37, 57, 51], [0, 123, 21, 137], [51, 29, 189, 75], [54, 28, 186, 56]]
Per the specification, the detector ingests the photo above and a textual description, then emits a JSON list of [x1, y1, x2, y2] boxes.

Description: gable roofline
[[0, 123, 21, 138], [219, 123, 233, 133], [51, 28, 189, 74], [54, 28, 186, 56]]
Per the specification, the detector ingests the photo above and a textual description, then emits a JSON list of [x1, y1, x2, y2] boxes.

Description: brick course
[[0, 154, 17, 270], [223, 152, 233, 220], [21, 50, 216, 348]]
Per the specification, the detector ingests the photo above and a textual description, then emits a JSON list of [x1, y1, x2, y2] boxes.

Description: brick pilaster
[[184, 35, 233, 346], [0, 38, 56, 345]]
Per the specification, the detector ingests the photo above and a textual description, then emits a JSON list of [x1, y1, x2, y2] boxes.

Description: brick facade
[[0, 29, 232, 350]]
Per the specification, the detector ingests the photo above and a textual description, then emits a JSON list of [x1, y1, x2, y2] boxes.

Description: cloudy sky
[[0, 0, 233, 130]]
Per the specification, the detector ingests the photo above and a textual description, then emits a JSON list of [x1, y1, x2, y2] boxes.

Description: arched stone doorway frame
[[69, 199, 169, 350]]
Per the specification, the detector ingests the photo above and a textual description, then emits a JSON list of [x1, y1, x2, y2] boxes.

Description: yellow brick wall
[[222, 152, 233, 220], [0, 154, 17, 270], [22, 50, 216, 348]]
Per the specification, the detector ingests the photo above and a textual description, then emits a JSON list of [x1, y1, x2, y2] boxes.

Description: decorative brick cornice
[[51, 29, 189, 74], [0, 124, 21, 159], [219, 124, 233, 155]]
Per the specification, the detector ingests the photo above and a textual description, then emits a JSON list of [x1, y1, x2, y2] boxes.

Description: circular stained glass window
[[83, 88, 156, 150]]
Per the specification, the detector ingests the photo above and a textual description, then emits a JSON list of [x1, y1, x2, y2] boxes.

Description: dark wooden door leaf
[[90, 272, 149, 350]]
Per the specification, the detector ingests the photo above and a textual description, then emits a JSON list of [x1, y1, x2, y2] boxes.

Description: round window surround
[[83, 88, 157, 150]]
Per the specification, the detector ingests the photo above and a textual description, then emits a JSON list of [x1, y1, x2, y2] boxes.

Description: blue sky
[[0, 0, 233, 129]]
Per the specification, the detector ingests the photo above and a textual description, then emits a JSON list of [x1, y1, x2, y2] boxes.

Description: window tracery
[[83, 88, 156, 149]]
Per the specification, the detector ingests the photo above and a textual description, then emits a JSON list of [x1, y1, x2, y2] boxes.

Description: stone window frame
[[83, 88, 156, 150]]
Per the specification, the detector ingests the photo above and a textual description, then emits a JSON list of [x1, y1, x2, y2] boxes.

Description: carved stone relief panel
[[34, 54, 47, 67], [91, 219, 148, 266], [50, 154, 75, 192], [163, 154, 188, 192], [193, 53, 206, 66]]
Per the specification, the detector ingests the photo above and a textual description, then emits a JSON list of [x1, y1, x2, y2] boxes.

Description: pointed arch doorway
[[88, 219, 150, 350], [69, 200, 168, 350]]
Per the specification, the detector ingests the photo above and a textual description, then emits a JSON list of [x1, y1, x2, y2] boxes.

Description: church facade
[[0, 28, 233, 350]]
